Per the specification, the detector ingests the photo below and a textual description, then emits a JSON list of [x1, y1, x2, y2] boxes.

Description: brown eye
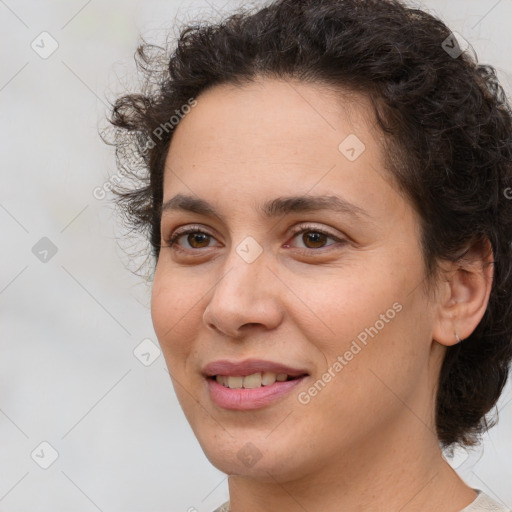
[[165, 223, 346, 255], [186, 232, 211, 248], [286, 224, 344, 252], [165, 227, 219, 251], [301, 231, 329, 249]]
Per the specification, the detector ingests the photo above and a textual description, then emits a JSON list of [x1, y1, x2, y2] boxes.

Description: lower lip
[[206, 376, 308, 410]]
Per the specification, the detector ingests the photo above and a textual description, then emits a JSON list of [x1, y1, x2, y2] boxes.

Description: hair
[[106, 0, 512, 448]]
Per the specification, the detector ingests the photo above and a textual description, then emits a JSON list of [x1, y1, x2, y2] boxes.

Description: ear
[[432, 238, 494, 346]]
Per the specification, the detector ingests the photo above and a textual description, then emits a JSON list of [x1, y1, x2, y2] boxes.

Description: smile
[[206, 374, 308, 410]]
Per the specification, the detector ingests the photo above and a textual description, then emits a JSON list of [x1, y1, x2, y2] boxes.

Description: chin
[[198, 432, 311, 483]]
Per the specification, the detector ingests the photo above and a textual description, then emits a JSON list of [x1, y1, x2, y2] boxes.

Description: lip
[[202, 358, 309, 378], [202, 358, 310, 411]]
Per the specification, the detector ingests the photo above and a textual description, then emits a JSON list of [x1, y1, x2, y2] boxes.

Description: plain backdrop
[[1, 0, 511, 511]]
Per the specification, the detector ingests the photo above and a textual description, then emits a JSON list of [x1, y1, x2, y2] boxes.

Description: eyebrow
[[160, 193, 370, 222]]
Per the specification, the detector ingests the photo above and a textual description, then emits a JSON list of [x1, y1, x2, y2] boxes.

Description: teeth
[[243, 373, 262, 389], [215, 372, 295, 389], [226, 376, 243, 389], [261, 372, 277, 386]]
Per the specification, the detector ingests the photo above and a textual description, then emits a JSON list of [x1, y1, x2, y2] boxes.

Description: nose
[[202, 251, 285, 338]]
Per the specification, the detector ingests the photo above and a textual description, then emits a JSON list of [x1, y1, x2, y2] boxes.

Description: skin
[[151, 78, 493, 512]]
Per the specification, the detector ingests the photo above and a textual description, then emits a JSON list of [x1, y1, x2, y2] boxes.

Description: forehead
[[164, 78, 382, 184]]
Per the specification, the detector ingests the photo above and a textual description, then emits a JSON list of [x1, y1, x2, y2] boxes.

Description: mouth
[[202, 359, 310, 410], [206, 374, 309, 410]]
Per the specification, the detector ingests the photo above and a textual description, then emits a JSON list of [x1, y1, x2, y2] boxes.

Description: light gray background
[[1, 1, 511, 511]]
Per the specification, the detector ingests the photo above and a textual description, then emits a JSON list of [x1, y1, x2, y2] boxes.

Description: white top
[[212, 489, 511, 511], [461, 489, 511, 511]]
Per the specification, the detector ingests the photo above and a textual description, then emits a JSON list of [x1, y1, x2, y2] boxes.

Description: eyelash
[[163, 223, 347, 255]]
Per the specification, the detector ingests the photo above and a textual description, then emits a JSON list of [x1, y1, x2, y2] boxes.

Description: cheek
[[298, 254, 428, 386], [150, 266, 202, 360], [298, 261, 404, 341], [325, 291, 431, 421]]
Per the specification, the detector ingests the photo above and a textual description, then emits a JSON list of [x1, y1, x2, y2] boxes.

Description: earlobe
[[432, 238, 494, 347]]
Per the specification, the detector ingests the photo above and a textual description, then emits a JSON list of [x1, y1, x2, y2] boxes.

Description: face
[[151, 78, 442, 482]]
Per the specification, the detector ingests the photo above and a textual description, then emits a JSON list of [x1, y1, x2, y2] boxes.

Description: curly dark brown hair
[[106, 0, 512, 448]]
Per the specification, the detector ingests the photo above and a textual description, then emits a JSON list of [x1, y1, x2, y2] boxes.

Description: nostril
[[241, 323, 259, 329]]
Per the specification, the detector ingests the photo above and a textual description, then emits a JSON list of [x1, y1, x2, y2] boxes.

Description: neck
[[226, 414, 477, 512]]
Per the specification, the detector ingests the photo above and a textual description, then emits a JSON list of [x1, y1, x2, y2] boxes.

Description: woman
[[107, 0, 512, 510]]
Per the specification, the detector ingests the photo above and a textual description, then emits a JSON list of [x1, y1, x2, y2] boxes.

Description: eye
[[163, 223, 346, 254], [285, 223, 346, 252], [164, 225, 219, 252]]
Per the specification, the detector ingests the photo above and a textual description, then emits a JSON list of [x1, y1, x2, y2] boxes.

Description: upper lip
[[202, 358, 309, 378]]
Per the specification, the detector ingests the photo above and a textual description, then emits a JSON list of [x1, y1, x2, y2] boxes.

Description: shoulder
[[460, 489, 511, 512], [212, 501, 230, 512]]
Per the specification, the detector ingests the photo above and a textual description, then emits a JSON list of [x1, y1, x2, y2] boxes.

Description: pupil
[[305, 232, 325, 248], [190, 233, 208, 247]]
